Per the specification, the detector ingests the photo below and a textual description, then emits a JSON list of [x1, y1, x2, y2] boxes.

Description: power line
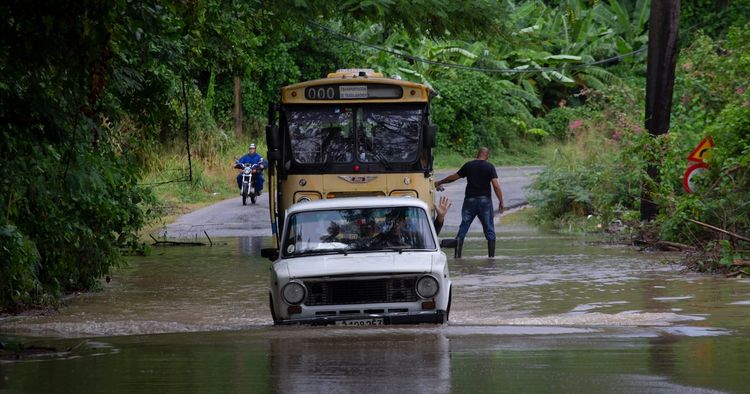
[[310, 22, 646, 74]]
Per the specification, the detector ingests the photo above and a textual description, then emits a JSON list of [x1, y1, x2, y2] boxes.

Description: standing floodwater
[[1, 224, 749, 393]]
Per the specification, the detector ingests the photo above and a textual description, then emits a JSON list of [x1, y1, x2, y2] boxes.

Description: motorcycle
[[235, 160, 263, 205]]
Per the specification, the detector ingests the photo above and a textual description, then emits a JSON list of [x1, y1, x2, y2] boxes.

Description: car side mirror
[[440, 239, 457, 249], [261, 248, 279, 261]]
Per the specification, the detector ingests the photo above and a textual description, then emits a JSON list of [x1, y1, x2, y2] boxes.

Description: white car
[[264, 197, 451, 325]]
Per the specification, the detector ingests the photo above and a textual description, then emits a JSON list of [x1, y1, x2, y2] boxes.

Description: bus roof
[[280, 70, 433, 104], [326, 69, 383, 78]]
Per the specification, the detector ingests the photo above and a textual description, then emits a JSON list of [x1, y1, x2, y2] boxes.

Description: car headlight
[[415, 276, 439, 299], [281, 281, 306, 305]]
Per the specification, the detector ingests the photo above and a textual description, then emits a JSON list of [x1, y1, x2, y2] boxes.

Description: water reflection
[[238, 236, 266, 256], [270, 329, 451, 394]]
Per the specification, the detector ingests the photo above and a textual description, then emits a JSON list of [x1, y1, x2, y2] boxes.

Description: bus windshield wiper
[[359, 136, 392, 170], [373, 151, 392, 170], [319, 159, 333, 172]]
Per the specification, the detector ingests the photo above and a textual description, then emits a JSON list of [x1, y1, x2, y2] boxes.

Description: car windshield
[[283, 206, 436, 257]]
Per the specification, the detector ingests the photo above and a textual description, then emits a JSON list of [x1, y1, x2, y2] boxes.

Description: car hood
[[276, 252, 436, 279]]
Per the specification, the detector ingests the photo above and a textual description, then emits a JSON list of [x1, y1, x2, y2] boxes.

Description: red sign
[[687, 136, 715, 163], [683, 162, 709, 193]]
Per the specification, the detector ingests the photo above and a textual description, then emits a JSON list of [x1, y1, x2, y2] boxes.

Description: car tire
[[445, 286, 452, 323]]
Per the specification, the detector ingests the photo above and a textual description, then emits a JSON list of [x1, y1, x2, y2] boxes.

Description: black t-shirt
[[457, 160, 498, 198]]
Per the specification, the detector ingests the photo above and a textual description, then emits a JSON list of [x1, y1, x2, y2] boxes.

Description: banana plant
[[593, 0, 650, 57]]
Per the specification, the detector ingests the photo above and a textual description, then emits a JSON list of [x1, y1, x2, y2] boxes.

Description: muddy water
[[1, 226, 749, 393]]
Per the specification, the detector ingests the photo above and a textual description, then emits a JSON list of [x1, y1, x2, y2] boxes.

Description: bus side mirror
[[440, 239, 457, 249], [261, 248, 279, 261], [424, 124, 437, 148], [266, 125, 280, 150]]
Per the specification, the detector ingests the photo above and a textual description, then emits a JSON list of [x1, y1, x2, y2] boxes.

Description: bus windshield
[[286, 106, 423, 165], [287, 107, 355, 164], [358, 108, 422, 164]]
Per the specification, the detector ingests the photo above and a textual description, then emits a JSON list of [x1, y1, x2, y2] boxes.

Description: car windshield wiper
[[288, 249, 350, 258], [372, 246, 412, 254]]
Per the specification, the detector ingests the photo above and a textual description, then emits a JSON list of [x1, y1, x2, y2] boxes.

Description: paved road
[[160, 166, 543, 239]]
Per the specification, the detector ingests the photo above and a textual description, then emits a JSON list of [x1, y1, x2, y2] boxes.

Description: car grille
[[304, 277, 419, 306]]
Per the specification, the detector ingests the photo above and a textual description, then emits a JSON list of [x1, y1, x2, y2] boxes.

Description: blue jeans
[[456, 196, 495, 241]]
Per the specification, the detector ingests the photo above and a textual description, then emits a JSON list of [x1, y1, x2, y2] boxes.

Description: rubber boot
[[454, 238, 464, 259], [488, 239, 496, 258]]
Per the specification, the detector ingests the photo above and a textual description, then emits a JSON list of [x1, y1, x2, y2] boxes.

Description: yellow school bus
[[265, 69, 438, 246]]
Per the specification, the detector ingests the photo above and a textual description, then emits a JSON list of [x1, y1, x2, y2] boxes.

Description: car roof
[[286, 197, 430, 215]]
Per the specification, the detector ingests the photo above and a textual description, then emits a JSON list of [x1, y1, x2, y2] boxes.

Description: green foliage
[[542, 107, 578, 140], [346, 0, 654, 152], [0, 226, 42, 309], [529, 127, 641, 227], [0, 1, 154, 310], [529, 24, 750, 269], [431, 70, 537, 155], [657, 26, 750, 249], [681, 1, 750, 39]]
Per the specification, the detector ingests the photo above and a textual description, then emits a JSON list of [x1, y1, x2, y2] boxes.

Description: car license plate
[[335, 318, 384, 326]]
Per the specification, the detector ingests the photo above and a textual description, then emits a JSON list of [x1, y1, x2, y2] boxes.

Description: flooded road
[[2, 224, 749, 393]]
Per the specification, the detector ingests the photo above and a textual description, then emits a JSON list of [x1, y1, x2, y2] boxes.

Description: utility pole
[[234, 76, 243, 137], [641, 0, 681, 221]]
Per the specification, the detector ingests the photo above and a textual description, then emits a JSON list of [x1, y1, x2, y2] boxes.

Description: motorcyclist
[[235, 143, 266, 196]]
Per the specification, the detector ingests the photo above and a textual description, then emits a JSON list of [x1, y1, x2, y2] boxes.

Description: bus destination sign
[[339, 85, 368, 99], [304, 84, 403, 100]]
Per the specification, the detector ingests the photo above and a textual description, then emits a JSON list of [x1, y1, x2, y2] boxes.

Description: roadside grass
[[435, 140, 554, 170], [499, 206, 536, 227]]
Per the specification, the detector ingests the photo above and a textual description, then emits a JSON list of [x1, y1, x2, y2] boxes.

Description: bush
[[529, 26, 750, 272], [0, 226, 42, 311], [431, 70, 536, 156]]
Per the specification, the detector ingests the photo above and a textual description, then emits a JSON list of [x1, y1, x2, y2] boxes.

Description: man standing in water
[[435, 147, 504, 258]]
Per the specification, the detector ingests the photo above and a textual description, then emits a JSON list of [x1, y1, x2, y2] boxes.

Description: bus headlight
[[415, 276, 439, 299], [294, 192, 322, 203], [390, 190, 417, 198], [282, 281, 306, 305]]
